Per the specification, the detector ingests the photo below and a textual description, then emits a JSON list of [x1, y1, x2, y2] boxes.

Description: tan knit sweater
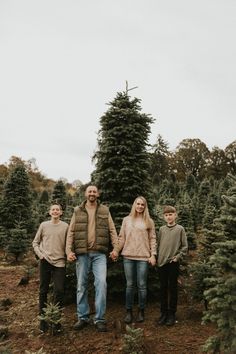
[[32, 220, 68, 267], [118, 216, 157, 261]]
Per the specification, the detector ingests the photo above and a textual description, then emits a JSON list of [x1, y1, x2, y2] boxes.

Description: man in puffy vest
[[66, 184, 119, 332]]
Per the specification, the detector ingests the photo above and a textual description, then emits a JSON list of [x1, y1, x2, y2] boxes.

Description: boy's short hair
[[50, 202, 62, 211], [163, 205, 176, 214]]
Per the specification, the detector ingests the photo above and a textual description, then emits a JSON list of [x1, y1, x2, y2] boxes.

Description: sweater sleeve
[[108, 212, 119, 252], [32, 223, 44, 260], [176, 226, 188, 261], [148, 220, 157, 256], [66, 212, 76, 255], [117, 217, 126, 252]]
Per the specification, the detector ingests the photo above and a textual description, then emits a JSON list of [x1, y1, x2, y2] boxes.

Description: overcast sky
[[1, 0, 235, 183]]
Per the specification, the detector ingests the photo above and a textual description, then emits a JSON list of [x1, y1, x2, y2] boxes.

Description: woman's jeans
[[39, 259, 65, 314], [76, 252, 107, 323], [123, 258, 149, 310]]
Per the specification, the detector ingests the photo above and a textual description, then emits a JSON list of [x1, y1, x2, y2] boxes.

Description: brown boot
[[137, 309, 144, 322], [124, 309, 133, 324]]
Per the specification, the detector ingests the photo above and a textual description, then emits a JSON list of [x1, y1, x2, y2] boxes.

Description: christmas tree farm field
[[0, 256, 216, 354]]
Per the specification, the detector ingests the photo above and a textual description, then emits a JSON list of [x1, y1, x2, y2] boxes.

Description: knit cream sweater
[[118, 216, 157, 261], [32, 220, 68, 267]]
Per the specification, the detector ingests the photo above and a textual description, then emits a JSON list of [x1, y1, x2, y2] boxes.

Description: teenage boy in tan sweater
[[32, 203, 68, 333], [157, 206, 188, 326]]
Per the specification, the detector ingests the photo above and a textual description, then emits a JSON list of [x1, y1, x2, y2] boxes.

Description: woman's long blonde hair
[[129, 196, 153, 229]]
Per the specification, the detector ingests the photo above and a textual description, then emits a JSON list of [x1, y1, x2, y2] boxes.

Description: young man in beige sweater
[[32, 203, 68, 333]]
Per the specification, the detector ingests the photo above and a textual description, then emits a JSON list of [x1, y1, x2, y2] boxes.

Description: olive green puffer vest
[[73, 202, 110, 254]]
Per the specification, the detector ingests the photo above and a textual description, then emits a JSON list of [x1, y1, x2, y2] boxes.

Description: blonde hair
[[130, 196, 153, 229]]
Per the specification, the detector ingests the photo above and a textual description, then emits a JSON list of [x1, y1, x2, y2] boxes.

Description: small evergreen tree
[[149, 134, 171, 186], [122, 325, 144, 354], [36, 190, 50, 224], [196, 179, 211, 228], [0, 225, 7, 250], [39, 302, 63, 336], [185, 174, 198, 198], [177, 191, 196, 250], [7, 226, 28, 261]]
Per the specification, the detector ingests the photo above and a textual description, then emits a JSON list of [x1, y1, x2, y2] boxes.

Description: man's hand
[[109, 250, 118, 262], [67, 252, 76, 262], [170, 256, 178, 263]]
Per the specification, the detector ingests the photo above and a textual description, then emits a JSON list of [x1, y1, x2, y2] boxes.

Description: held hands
[[67, 252, 76, 262], [109, 250, 118, 262], [148, 255, 156, 266]]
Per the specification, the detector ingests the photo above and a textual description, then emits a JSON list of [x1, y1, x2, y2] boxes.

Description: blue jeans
[[123, 258, 149, 310], [76, 252, 107, 323]]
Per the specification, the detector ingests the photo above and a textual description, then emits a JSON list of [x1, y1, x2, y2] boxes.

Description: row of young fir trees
[[0, 88, 235, 353]]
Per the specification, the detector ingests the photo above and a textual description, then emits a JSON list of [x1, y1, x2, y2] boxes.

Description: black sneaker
[[95, 321, 107, 332], [53, 323, 62, 334], [157, 313, 168, 325], [39, 320, 48, 333], [73, 319, 89, 330], [166, 313, 176, 326]]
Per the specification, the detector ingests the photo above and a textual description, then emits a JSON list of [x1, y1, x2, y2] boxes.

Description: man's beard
[[88, 195, 96, 203]]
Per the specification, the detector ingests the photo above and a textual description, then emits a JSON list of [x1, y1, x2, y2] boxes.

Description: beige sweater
[[118, 216, 157, 261], [32, 220, 68, 267]]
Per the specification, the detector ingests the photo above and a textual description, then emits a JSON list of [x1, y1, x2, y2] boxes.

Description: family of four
[[32, 184, 188, 333]]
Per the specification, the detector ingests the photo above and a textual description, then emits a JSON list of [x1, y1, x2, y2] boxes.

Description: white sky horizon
[[1, 0, 235, 183]]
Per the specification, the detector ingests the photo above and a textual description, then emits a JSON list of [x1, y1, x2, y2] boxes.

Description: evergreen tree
[[196, 179, 211, 228], [202, 204, 218, 229], [39, 189, 49, 204], [51, 180, 67, 211], [7, 226, 28, 261], [156, 175, 181, 210], [0, 164, 33, 233], [177, 192, 196, 250], [202, 174, 236, 353], [91, 88, 155, 227], [0, 226, 7, 250], [36, 189, 50, 224], [224, 140, 236, 175], [185, 174, 198, 198], [150, 134, 171, 186]]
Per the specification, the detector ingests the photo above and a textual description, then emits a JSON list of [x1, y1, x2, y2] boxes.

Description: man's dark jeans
[[158, 261, 179, 315], [39, 259, 65, 314]]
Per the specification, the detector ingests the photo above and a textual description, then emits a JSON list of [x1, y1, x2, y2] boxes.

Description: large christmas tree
[[92, 87, 155, 227]]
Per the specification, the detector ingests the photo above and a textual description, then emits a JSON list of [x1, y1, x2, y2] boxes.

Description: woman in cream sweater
[[118, 196, 157, 324]]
